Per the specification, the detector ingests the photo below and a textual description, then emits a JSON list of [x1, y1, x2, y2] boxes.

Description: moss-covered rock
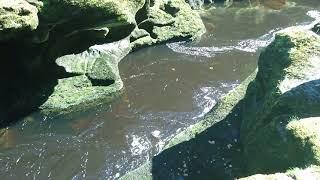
[[240, 27, 320, 173], [0, 0, 39, 40], [131, 0, 205, 49], [0, 0, 206, 120], [40, 38, 131, 114]]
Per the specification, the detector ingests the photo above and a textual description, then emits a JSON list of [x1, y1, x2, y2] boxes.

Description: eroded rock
[[40, 38, 131, 114]]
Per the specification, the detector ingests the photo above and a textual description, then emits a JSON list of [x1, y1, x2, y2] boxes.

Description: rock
[[0, 0, 39, 40], [132, 0, 206, 49], [40, 38, 131, 114], [240, 27, 320, 173], [312, 23, 320, 35], [240, 166, 320, 180]]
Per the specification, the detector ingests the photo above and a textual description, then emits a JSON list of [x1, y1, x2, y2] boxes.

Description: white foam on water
[[166, 28, 278, 57], [167, 10, 320, 58], [127, 135, 151, 156]]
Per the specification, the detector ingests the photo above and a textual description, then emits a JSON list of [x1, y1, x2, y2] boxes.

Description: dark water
[[0, 1, 319, 179]]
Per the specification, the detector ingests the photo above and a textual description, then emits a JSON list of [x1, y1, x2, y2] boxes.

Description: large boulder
[[240, 26, 320, 173], [0, 0, 39, 40], [130, 0, 205, 49], [40, 38, 131, 114]]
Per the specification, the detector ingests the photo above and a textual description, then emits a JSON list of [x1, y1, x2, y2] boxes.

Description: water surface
[[0, 1, 319, 179]]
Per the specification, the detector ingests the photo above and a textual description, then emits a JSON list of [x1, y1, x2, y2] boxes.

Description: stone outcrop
[[240, 26, 320, 174]]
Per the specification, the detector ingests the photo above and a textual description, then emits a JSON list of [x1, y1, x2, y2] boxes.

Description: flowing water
[[0, 1, 319, 179]]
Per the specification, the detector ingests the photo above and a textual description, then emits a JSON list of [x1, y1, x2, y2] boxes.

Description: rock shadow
[[150, 100, 246, 180]]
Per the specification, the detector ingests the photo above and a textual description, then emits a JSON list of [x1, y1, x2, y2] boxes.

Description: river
[[0, 1, 319, 179]]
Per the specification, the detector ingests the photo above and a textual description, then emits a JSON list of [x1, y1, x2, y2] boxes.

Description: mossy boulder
[[240, 27, 320, 173], [131, 0, 205, 49], [0, 0, 39, 40], [40, 38, 131, 114]]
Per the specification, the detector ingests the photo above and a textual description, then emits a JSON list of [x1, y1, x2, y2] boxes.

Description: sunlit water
[[0, 1, 319, 179]]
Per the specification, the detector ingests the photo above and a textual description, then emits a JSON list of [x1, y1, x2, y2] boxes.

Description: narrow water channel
[[0, 1, 319, 179]]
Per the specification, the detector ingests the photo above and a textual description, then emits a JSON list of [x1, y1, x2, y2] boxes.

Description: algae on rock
[[40, 38, 131, 114], [240, 27, 320, 173]]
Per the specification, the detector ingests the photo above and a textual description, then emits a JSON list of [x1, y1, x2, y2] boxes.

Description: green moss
[[0, 0, 39, 40], [240, 27, 320, 174], [40, 38, 131, 114]]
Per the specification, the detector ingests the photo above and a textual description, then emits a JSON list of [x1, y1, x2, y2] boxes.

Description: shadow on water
[[150, 99, 246, 180]]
